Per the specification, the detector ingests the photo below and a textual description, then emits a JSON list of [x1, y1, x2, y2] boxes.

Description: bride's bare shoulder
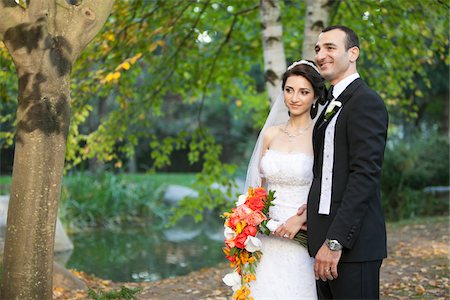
[[264, 125, 283, 137], [263, 125, 283, 143]]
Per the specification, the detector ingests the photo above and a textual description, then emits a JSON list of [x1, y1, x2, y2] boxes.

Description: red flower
[[234, 232, 248, 249], [253, 187, 267, 200], [243, 225, 257, 237], [245, 195, 265, 211]]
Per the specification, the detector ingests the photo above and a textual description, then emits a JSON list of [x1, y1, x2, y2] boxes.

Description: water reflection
[[66, 217, 225, 282]]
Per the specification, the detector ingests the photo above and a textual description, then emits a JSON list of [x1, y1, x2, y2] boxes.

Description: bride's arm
[[274, 213, 307, 239]]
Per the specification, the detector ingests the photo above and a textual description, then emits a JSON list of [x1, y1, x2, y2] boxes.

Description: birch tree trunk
[[260, 0, 286, 106], [302, 0, 335, 60], [0, 1, 113, 299]]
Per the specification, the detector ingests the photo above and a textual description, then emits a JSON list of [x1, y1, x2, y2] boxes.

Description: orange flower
[[253, 187, 267, 200], [222, 187, 276, 300], [244, 273, 256, 283], [233, 286, 253, 300], [245, 195, 265, 211]]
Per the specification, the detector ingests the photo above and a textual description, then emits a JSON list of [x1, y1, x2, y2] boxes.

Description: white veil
[[244, 92, 288, 191], [243, 60, 323, 192]]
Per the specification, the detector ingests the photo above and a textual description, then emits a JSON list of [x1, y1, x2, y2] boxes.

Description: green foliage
[[381, 131, 449, 220], [88, 286, 141, 300], [59, 172, 195, 231], [168, 129, 238, 223], [334, 0, 449, 122], [0, 1, 447, 225]]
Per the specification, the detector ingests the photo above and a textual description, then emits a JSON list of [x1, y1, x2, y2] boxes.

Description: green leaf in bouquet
[[293, 229, 308, 248]]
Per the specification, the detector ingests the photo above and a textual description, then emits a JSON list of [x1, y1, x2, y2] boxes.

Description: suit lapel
[[312, 78, 364, 176], [315, 78, 363, 130]]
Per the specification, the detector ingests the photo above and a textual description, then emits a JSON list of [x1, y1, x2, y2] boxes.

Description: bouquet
[[221, 187, 308, 300], [221, 187, 274, 300]]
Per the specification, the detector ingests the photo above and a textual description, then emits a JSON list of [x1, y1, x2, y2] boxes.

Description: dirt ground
[[54, 216, 449, 300]]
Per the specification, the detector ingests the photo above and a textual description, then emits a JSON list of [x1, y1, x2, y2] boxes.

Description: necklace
[[281, 120, 313, 140]]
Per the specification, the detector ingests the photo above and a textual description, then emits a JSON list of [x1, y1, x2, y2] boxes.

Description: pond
[[64, 217, 225, 282]]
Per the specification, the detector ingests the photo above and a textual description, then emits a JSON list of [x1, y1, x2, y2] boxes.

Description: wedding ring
[[283, 234, 289, 238]]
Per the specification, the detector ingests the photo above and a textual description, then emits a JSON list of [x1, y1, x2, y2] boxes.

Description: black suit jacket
[[307, 78, 388, 262]]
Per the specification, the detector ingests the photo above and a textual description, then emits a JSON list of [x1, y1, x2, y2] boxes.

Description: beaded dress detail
[[249, 150, 317, 300]]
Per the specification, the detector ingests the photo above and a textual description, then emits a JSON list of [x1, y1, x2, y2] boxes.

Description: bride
[[246, 60, 326, 299]]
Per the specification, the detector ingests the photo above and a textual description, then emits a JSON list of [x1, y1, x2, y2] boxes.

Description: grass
[[0, 176, 11, 185], [0, 172, 196, 195]]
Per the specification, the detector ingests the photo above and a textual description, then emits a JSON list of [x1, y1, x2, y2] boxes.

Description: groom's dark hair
[[323, 25, 359, 50]]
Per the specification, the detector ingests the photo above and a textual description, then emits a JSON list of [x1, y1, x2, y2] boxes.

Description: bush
[[381, 131, 449, 220], [59, 172, 169, 231]]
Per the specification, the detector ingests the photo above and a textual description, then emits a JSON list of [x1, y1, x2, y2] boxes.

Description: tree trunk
[[88, 96, 106, 172], [302, 0, 335, 60], [260, 0, 286, 106], [0, 1, 113, 299]]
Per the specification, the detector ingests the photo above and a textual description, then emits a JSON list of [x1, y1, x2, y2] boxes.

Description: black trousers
[[316, 260, 383, 300]]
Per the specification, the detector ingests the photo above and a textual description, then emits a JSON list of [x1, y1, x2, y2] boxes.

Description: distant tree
[[301, 0, 335, 60], [0, 0, 447, 225], [260, 0, 286, 105], [0, 1, 113, 299]]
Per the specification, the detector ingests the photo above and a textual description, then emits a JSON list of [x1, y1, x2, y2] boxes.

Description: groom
[[304, 25, 389, 299]]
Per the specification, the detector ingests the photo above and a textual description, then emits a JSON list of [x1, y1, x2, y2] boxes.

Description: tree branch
[[58, 0, 114, 61], [197, 14, 238, 126], [144, 0, 211, 105]]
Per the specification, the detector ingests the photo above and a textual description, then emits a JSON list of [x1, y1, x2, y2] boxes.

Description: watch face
[[327, 239, 342, 251]]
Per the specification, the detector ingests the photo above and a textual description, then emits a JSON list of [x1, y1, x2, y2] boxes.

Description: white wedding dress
[[249, 149, 317, 300]]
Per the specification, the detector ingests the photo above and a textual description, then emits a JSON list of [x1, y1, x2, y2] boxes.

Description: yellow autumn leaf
[[121, 62, 131, 70], [149, 42, 158, 52], [105, 73, 115, 82], [130, 53, 143, 64], [152, 27, 163, 36], [112, 72, 121, 79], [105, 33, 115, 42]]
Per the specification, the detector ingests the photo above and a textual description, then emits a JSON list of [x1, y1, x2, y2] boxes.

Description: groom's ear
[[348, 46, 360, 63]]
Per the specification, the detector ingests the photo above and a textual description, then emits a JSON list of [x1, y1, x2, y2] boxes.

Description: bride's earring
[[310, 101, 318, 119]]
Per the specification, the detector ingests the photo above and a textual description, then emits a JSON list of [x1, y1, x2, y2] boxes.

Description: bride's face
[[283, 75, 316, 117]]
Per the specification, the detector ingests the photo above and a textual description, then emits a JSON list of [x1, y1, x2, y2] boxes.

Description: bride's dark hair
[[281, 60, 327, 118]]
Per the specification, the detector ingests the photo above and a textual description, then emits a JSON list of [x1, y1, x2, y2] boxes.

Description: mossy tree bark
[[0, 1, 113, 299]]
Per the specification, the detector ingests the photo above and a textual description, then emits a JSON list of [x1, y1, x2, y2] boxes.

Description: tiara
[[287, 60, 320, 74]]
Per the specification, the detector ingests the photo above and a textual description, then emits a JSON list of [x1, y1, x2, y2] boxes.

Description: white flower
[[224, 225, 236, 240], [236, 194, 247, 206], [325, 99, 342, 115], [222, 271, 242, 291], [245, 236, 262, 252], [266, 219, 282, 232]]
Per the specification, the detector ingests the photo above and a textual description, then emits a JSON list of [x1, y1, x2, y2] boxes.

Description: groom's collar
[[332, 73, 360, 99]]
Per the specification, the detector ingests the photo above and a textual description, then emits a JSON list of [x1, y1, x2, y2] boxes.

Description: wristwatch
[[326, 239, 343, 251]]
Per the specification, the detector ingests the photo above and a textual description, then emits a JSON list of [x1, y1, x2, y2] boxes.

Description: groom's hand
[[296, 204, 308, 231], [314, 244, 341, 281]]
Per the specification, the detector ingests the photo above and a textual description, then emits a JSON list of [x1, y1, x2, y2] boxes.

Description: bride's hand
[[274, 213, 307, 239]]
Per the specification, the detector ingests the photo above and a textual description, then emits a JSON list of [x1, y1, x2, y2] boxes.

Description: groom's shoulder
[[353, 80, 384, 104]]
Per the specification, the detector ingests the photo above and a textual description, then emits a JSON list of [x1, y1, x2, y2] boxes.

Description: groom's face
[[314, 29, 357, 85]]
